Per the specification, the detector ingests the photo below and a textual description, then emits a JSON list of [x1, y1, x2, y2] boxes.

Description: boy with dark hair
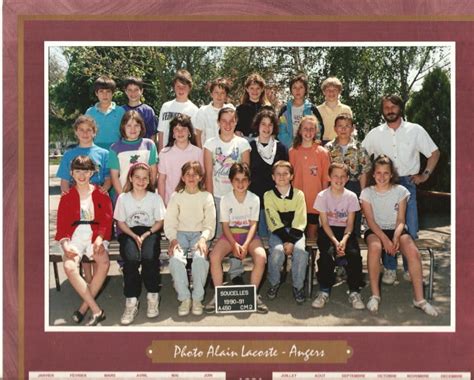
[[85, 75, 125, 150], [122, 76, 158, 141], [264, 160, 308, 304], [157, 69, 198, 152], [278, 73, 325, 148]]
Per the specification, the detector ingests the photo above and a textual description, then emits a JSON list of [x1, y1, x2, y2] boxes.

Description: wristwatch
[[423, 169, 431, 177]]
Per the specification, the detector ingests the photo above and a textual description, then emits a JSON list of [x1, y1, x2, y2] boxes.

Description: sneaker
[[231, 275, 245, 285], [192, 300, 204, 316], [266, 284, 280, 300], [121, 298, 139, 325], [413, 299, 439, 317], [367, 295, 381, 313], [256, 295, 269, 314], [72, 310, 85, 324], [178, 298, 192, 317], [348, 292, 365, 310], [382, 269, 397, 285], [403, 271, 412, 282], [85, 309, 106, 326], [146, 292, 160, 318], [312, 291, 329, 309], [293, 287, 305, 304], [204, 297, 216, 314]]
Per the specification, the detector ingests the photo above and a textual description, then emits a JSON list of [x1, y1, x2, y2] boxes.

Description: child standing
[[109, 110, 158, 196], [317, 76, 352, 144], [204, 107, 251, 283], [55, 156, 112, 326], [85, 75, 125, 150], [324, 113, 371, 237], [194, 77, 235, 148], [235, 73, 272, 139], [360, 155, 438, 316], [158, 115, 203, 205], [265, 160, 308, 304], [289, 115, 330, 239], [278, 73, 325, 149], [57, 115, 111, 195], [122, 76, 158, 141], [311, 163, 364, 310], [164, 161, 216, 316], [249, 108, 288, 237], [114, 163, 166, 325], [208, 163, 268, 313], [157, 69, 199, 152]]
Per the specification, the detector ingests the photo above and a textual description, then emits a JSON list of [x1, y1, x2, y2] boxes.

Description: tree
[[406, 67, 451, 192]]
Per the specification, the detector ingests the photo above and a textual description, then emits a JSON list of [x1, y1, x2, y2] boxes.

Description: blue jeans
[[257, 208, 269, 238], [267, 232, 308, 290], [169, 231, 209, 302], [383, 176, 417, 271]]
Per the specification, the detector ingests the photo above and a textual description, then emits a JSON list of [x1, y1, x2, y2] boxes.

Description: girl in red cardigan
[[55, 156, 113, 326]]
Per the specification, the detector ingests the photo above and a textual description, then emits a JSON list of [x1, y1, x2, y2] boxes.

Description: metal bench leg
[[53, 262, 61, 291], [428, 248, 434, 300]]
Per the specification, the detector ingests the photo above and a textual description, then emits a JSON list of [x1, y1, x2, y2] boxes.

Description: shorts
[[61, 224, 109, 260], [307, 213, 320, 225], [364, 228, 409, 242], [219, 231, 261, 246]]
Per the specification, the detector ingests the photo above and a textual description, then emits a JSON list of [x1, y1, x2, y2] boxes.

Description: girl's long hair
[[240, 73, 269, 105], [367, 154, 400, 186], [123, 162, 154, 193], [164, 114, 197, 150], [292, 115, 320, 149], [175, 161, 205, 193]]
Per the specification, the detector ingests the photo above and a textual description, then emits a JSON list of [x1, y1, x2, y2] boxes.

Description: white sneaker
[[413, 299, 439, 317], [178, 298, 192, 316], [204, 297, 216, 314], [311, 292, 329, 309], [146, 292, 160, 318], [382, 269, 397, 285], [403, 271, 412, 282], [121, 297, 139, 325], [348, 292, 365, 310], [192, 300, 203, 316], [367, 295, 381, 313]]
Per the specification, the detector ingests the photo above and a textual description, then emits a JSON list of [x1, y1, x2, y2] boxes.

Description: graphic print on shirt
[[129, 154, 140, 164], [214, 146, 241, 181], [229, 205, 254, 229], [127, 210, 153, 227], [327, 208, 349, 224], [162, 111, 183, 121], [309, 164, 318, 176]]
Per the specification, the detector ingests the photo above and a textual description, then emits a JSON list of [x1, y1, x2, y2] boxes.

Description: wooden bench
[[49, 236, 444, 300]]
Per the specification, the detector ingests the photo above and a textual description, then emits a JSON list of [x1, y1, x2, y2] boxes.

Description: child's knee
[[63, 259, 79, 275]]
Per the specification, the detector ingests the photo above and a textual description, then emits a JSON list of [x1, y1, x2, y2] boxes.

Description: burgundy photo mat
[[3, 6, 472, 380]]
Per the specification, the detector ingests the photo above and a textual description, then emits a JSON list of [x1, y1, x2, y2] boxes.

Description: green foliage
[[49, 45, 451, 191], [406, 67, 451, 192]]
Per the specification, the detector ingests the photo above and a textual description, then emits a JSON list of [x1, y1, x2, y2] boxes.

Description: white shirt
[[362, 119, 438, 176], [220, 190, 260, 230], [194, 102, 235, 146], [204, 135, 251, 198], [114, 191, 166, 228], [158, 99, 198, 147]]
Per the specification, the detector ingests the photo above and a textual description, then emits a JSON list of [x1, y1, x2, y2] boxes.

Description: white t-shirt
[[291, 104, 304, 137], [204, 135, 251, 198], [194, 102, 235, 146], [359, 185, 410, 230], [158, 99, 198, 147], [313, 188, 360, 227], [80, 195, 94, 221], [114, 191, 166, 228], [220, 190, 260, 232], [362, 119, 438, 176]]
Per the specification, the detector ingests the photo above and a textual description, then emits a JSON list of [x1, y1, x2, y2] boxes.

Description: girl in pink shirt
[[158, 114, 204, 205], [289, 115, 330, 239]]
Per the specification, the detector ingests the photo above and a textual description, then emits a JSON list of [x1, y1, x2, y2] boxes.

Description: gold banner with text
[[146, 340, 352, 364]]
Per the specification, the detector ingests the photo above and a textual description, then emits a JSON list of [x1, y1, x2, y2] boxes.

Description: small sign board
[[215, 285, 256, 314]]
